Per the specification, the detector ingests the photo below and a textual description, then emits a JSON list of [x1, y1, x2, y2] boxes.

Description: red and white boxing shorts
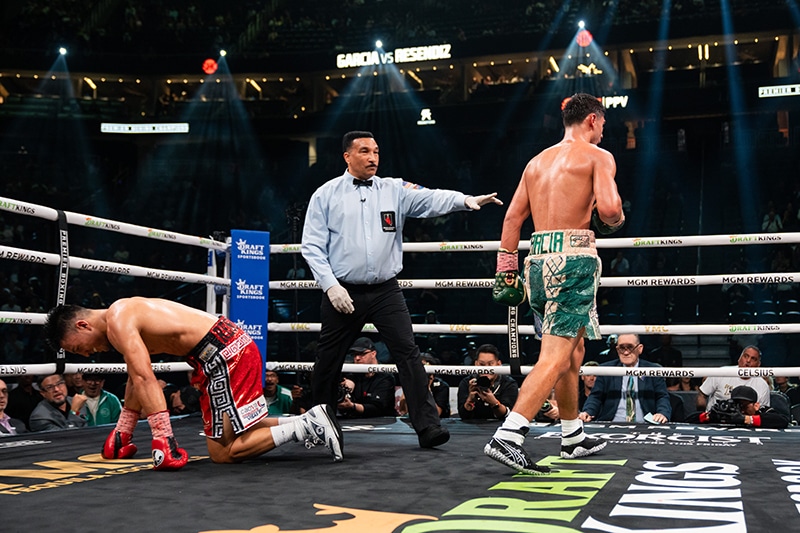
[[187, 316, 268, 438]]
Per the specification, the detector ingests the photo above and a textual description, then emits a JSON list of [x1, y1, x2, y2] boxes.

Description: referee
[[301, 130, 501, 448]]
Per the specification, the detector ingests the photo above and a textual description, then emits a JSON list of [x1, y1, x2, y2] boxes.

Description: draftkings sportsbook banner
[[229, 229, 269, 383]]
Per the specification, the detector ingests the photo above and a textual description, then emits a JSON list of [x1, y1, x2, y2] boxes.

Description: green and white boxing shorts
[[524, 229, 602, 340]]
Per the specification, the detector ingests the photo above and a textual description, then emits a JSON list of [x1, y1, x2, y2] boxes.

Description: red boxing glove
[[151, 436, 188, 471], [102, 430, 138, 460]]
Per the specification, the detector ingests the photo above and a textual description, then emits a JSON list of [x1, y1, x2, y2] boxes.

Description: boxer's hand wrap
[[102, 407, 139, 459], [102, 429, 137, 459], [493, 249, 526, 306], [592, 208, 625, 235]]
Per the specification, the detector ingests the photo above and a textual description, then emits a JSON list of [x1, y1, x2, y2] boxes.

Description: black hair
[[475, 343, 501, 361], [342, 130, 374, 152], [562, 93, 605, 127], [43, 304, 86, 352]]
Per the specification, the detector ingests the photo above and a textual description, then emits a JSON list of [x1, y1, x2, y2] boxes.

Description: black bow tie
[[353, 179, 373, 187]]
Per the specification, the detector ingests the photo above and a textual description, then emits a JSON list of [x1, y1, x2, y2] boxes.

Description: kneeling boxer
[[45, 298, 343, 470]]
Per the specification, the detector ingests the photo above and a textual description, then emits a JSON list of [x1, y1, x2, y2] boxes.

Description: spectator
[[762, 206, 783, 232], [289, 382, 312, 415], [772, 376, 800, 405], [337, 337, 396, 418], [696, 345, 771, 412], [668, 376, 701, 391], [0, 378, 27, 435], [610, 250, 630, 276], [596, 334, 619, 364], [397, 353, 450, 418], [578, 361, 599, 411], [163, 383, 201, 416], [64, 372, 84, 397], [648, 334, 682, 368], [457, 344, 519, 420], [263, 370, 294, 416], [80, 373, 122, 426], [2, 330, 25, 364], [29, 374, 87, 432], [579, 333, 672, 423], [5, 374, 42, 429]]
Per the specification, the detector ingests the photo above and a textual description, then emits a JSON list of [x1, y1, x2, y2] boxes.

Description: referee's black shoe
[[418, 425, 450, 448]]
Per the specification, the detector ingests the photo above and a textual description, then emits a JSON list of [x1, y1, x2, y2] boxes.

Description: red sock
[[147, 410, 174, 439], [115, 407, 139, 434]]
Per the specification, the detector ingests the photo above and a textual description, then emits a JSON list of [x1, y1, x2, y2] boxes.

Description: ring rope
[[265, 322, 800, 335], [0, 244, 229, 286], [0, 312, 46, 325], [3, 194, 797, 382], [268, 362, 787, 379], [269, 272, 800, 290], [0, 195, 228, 251], [0, 361, 788, 378], [0, 362, 192, 377], [268, 232, 800, 254]]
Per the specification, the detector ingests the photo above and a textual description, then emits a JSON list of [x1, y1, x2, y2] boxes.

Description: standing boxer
[[486, 93, 625, 474], [45, 298, 343, 470], [301, 130, 502, 448]]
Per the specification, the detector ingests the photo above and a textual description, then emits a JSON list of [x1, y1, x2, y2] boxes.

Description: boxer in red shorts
[[45, 297, 343, 470]]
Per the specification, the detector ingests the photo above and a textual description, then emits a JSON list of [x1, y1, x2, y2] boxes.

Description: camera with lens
[[475, 376, 492, 391], [337, 384, 352, 403], [536, 399, 553, 420], [711, 399, 741, 424]]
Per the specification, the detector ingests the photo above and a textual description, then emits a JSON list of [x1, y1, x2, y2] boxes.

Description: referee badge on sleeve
[[381, 211, 396, 232]]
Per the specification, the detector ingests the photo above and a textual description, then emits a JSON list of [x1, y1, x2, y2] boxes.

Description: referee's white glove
[[326, 284, 354, 314], [465, 192, 503, 210]]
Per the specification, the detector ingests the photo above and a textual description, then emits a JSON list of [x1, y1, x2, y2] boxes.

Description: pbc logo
[[381, 211, 396, 232]]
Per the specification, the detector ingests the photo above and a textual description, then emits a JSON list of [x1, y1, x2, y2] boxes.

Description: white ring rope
[[268, 362, 788, 379], [268, 232, 800, 254], [0, 361, 788, 378], [0, 312, 47, 325], [266, 322, 800, 336], [0, 362, 192, 377], [269, 272, 800, 290], [0, 244, 229, 286], [0, 196, 228, 251]]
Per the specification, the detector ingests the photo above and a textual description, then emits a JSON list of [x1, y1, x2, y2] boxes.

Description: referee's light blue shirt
[[301, 170, 470, 292]]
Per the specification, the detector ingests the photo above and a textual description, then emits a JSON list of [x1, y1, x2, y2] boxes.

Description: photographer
[[699, 385, 789, 428], [458, 344, 519, 420], [337, 337, 396, 418]]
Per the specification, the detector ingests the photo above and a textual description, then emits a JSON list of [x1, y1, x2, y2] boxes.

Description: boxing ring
[[3, 194, 800, 532]]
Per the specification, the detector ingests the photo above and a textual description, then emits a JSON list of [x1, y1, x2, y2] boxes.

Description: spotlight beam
[[719, 0, 760, 234]]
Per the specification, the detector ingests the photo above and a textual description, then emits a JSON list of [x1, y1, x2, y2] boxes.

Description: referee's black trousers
[[311, 277, 441, 433]]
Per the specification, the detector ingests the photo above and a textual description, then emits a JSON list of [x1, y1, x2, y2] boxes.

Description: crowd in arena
[[0, 0, 787, 70]]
